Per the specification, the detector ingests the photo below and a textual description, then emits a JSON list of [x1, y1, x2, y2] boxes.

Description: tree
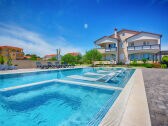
[[61, 54, 76, 64], [7, 56, 12, 66], [75, 54, 82, 64], [0, 55, 4, 64], [84, 49, 102, 64], [28, 54, 40, 60], [48, 57, 57, 61], [142, 58, 147, 64]]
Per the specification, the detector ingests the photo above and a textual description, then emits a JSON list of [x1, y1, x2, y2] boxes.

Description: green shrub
[[162, 56, 168, 66], [132, 59, 137, 65], [0, 55, 4, 64], [161, 64, 167, 68], [130, 59, 138, 66], [144, 63, 153, 68], [117, 62, 124, 65]]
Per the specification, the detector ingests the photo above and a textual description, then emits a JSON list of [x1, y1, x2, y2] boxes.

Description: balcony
[[128, 44, 160, 51], [97, 47, 117, 53]]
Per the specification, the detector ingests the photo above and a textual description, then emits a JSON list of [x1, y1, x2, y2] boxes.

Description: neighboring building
[[67, 52, 80, 56], [160, 50, 168, 57], [24, 55, 31, 60], [43, 54, 57, 60], [0, 46, 24, 60], [94, 28, 162, 63]]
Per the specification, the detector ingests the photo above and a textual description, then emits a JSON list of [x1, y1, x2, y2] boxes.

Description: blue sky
[[0, 0, 168, 56]]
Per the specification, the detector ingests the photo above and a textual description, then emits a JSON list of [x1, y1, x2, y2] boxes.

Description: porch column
[[152, 54, 154, 63]]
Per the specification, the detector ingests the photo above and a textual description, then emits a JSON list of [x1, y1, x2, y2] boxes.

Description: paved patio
[[142, 69, 168, 126]]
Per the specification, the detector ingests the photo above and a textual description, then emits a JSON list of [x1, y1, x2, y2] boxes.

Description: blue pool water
[[0, 67, 135, 88], [0, 82, 120, 126], [0, 67, 135, 125]]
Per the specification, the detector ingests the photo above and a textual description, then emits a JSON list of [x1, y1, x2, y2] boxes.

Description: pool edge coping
[[100, 69, 151, 126], [0, 66, 87, 75]]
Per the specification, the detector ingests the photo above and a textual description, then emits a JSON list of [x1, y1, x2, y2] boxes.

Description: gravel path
[[142, 69, 168, 126]]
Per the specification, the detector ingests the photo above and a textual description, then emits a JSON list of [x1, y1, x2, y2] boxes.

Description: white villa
[[94, 28, 162, 64]]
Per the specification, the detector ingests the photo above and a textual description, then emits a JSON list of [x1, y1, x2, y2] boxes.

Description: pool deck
[[142, 69, 168, 126], [100, 69, 151, 126]]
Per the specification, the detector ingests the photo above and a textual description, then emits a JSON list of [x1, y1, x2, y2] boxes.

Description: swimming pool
[[0, 67, 135, 125], [0, 67, 134, 88]]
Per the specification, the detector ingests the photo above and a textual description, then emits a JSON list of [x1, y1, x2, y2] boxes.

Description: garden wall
[[12, 60, 55, 69]]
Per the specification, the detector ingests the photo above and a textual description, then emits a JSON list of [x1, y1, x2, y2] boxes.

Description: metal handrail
[[127, 44, 160, 51]]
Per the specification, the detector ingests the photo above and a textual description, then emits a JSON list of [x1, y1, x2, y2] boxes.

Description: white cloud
[[84, 23, 88, 29], [0, 23, 84, 57]]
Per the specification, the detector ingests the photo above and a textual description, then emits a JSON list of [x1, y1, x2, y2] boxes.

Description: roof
[[24, 56, 31, 58], [117, 29, 140, 34], [94, 36, 118, 43], [94, 29, 162, 43], [44, 54, 57, 57], [68, 52, 80, 56], [109, 29, 140, 39], [94, 36, 108, 43], [0, 46, 23, 50], [125, 31, 162, 41]]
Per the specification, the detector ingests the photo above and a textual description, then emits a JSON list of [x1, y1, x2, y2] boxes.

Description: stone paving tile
[[142, 69, 168, 126]]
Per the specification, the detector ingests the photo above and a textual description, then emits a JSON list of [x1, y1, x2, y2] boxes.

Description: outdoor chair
[[47, 62, 55, 68], [36, 62, 48, 69], [55, 62, 61, 68]]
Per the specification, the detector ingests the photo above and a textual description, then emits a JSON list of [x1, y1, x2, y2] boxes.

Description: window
[[143, 41, 147, 45], [109, 43, 116, 48], [122, 33, 125, 36], [131, 42, 134, 46]]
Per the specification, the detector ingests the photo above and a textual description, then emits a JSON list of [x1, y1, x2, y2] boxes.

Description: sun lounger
[[97, 70, 110, 73], [0, 65, 17, 70], [7, 65, 16, 70], [36, 62, 48, 69], [68, 75, 97, 81], [47, 62, 55, 68], [84, 72, 104, 76], [0, 65, 7, 70], [55, 62, 62, 68]]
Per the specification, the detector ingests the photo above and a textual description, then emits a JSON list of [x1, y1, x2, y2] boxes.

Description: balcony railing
[[127, 44, 160, 51], [96, 47, 117, 53], [105, 47, 117, 52]]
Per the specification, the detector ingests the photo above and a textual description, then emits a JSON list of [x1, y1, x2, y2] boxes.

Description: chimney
[[114, 28, 117, 38]]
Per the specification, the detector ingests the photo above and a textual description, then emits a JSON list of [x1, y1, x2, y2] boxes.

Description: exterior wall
[[128, 39, 158, 46]]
